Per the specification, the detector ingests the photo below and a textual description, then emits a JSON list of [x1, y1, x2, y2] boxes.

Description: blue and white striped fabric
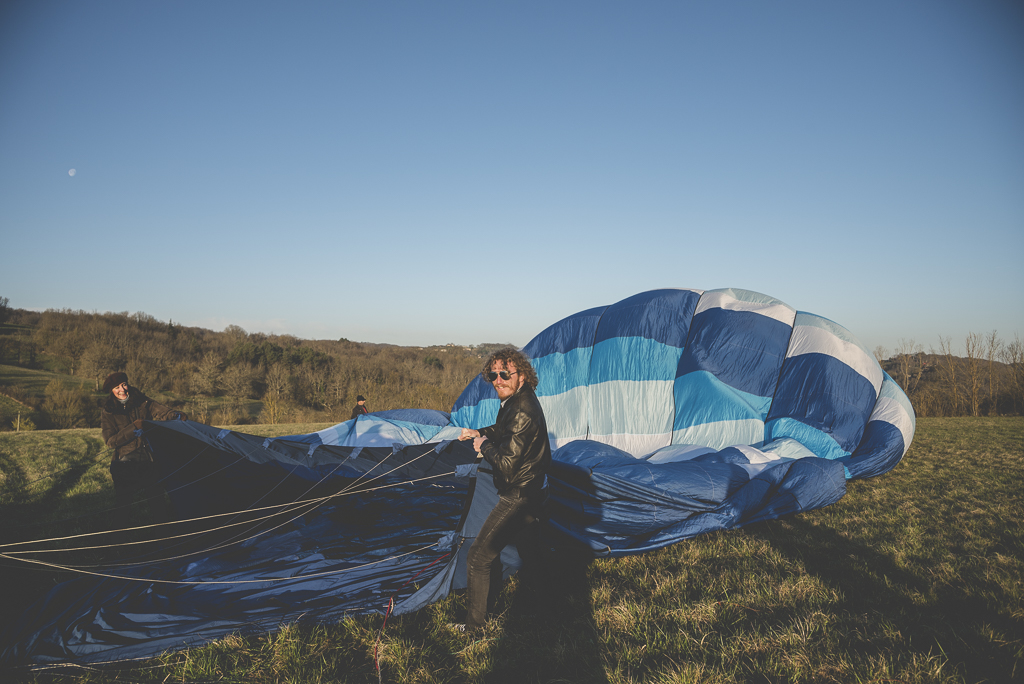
[[765, 312, 883, 463], [451, 287, 914, 479], [273, 409, 451, 449], [586, 289, 700, 456], [673, 288, 795, 451], [449, 287, 914, 556]]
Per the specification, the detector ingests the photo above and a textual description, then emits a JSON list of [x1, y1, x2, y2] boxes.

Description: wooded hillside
[[0, 300, 497, 431], [0, 295, 1021, 431], [875, 335, 1024, 417]]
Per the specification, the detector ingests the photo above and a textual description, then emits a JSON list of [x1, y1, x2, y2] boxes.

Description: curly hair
[[481, 347, 539, 391]]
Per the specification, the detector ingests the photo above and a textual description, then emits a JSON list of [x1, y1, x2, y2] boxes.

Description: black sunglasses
[[485, 370, 518, 382]]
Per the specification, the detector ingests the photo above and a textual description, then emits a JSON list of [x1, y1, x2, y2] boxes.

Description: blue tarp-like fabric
[[1, 287, 915, 667], [450, 287, 914, 555], [1, 415, 482, 666]]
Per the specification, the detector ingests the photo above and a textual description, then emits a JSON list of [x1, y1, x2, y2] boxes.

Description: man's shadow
[[483, 532, 609, 684]]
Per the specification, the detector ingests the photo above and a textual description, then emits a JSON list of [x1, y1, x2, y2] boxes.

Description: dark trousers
[[110, 458, 170, 522], [465, 491, 544, 629]]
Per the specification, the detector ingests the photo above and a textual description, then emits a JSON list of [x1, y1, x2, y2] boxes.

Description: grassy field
[[0, 417, 1021, 683], [0, 361, 188, 409], [0, 392, 32, 423], [0, 364, 94, 397]]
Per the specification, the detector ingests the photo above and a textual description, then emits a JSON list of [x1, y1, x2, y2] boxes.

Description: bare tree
[[223, 324, 248, 351], [937, 336, 961, 416], [124, 346, 170, 393], [104, 322, 135, 362], [261, 363, 290, 424], [873, 345, 888, 365], [187, 396, 212, 425], [35, 309, 88, 375], [893, 338, 923, 396], [79, 342, 122, 390], [16, 329, 37, 366], [56, 330, 89, 375], [191, 351, 223, 396], [912, 384, 938, 418], [985, 330, 1002, 415], [222, 364, 255, 401], [1003, 334, 1024, 415], [300, 359, 333, 411], [43, 380, 86, 429], [963, 332, 983, 417]]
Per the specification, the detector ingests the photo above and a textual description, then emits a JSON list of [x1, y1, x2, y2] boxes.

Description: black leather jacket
[[478, 384, 551, 497]]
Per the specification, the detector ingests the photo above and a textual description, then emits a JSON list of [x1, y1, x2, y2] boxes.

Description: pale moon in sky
[[68, 169, 76, 176]]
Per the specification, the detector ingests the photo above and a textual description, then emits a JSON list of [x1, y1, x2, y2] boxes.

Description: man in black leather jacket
[[458, 347, 550, 632]]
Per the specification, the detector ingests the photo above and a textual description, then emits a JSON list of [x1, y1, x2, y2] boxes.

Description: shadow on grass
[[0, 433, 117, 552], [0, 438, 164, 634], [749, 517, 1022, 683], [480, 544, 608, 684]]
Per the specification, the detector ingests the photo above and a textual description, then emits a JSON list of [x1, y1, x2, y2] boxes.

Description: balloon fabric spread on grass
[[0, 288, 915, 667]]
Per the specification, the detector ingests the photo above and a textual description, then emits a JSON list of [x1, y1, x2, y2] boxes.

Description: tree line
[[875, 333, 1024, 417], [1, 297, 1021, 430], [0, 302, 495, 431]]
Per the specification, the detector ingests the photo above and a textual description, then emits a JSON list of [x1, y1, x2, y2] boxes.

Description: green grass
[[0, 363, 94, 398], [0, 393, 30, 411], [0, 392, 31, 422], [229, 422, 337, 437], [1, 417, 1021, 683]]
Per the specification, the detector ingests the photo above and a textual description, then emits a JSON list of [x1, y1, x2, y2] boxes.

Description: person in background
[[100, 371, 186, 521], [351, 395, 369, 420], [456, 347, 550, 634]]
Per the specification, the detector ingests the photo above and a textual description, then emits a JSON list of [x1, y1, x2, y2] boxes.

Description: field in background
[[0, 417, 1021, 683], [0, 364, 93, 395]]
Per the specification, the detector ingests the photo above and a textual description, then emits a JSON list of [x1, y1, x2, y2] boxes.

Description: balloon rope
[[3, 444, 462, 582], [103, 428, 356, 565], [0, 443, 447, 552], [91, 464, 455, 571], [0, 463, 454, 554], [137, 459, 353, 569], [123, 441, 459, 566], [183, 442, 452, 559], [0, 541, 444, 585]]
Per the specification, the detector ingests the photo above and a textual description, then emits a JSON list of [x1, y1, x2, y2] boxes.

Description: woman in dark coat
[[100, 371, 186, 520]]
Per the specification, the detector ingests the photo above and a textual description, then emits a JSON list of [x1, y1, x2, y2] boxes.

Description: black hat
[[357, 395, 366, 402], [103, 371, 129, 393]]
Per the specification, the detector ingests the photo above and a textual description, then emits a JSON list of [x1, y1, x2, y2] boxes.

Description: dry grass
[[1, 417, 1021, 683]]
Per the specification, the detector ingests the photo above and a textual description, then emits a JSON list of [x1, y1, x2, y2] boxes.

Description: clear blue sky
[[2, 1, 1022, 356]]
